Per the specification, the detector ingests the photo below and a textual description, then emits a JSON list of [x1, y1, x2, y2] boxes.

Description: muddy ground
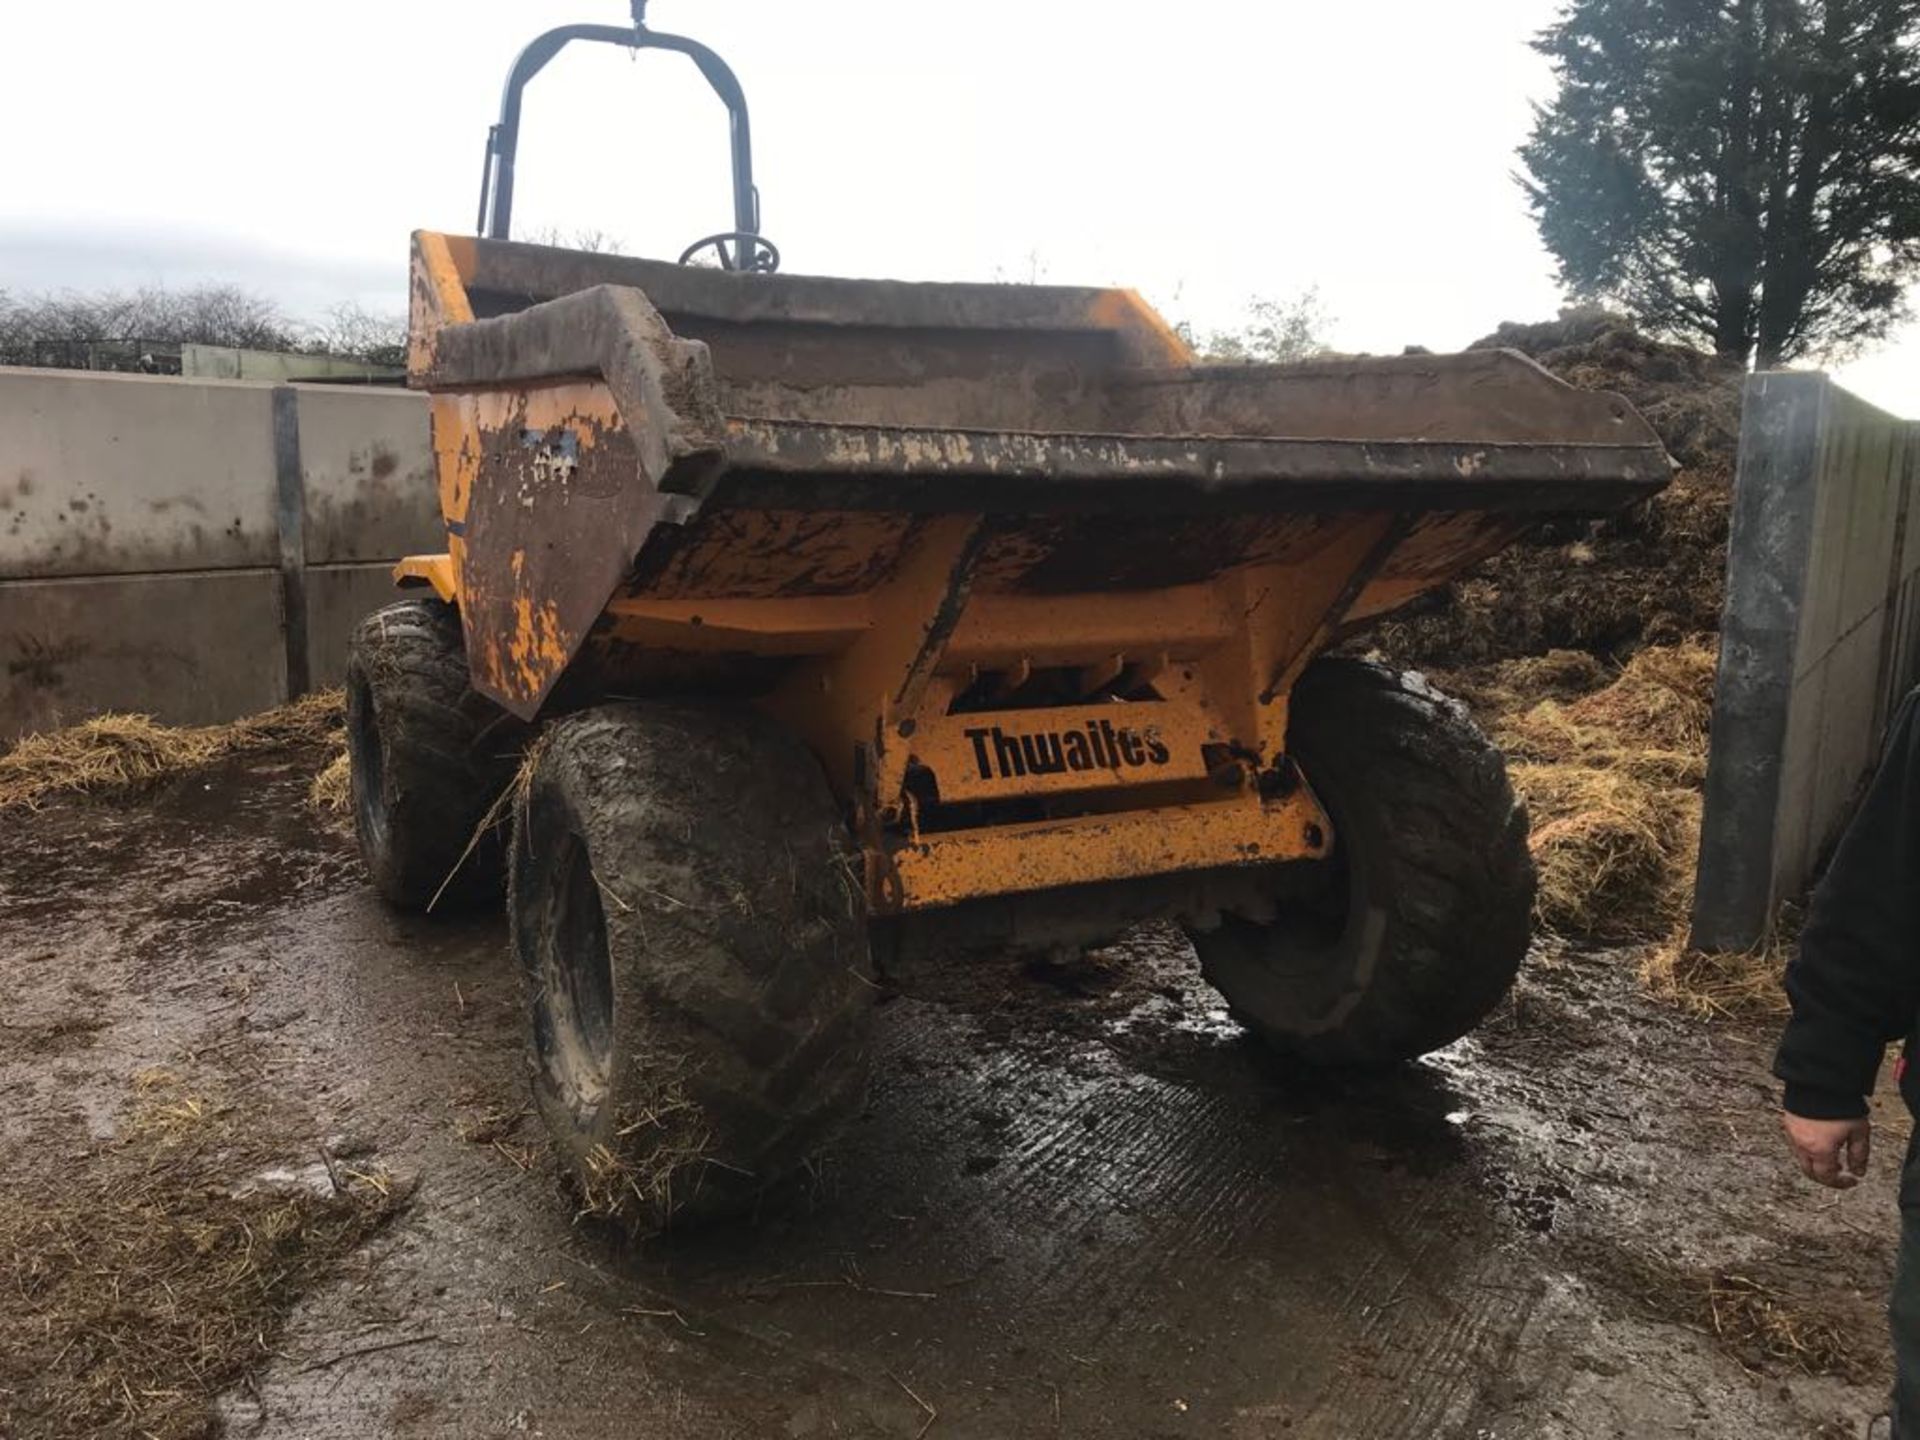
[[0, 742, 1906, 1439]]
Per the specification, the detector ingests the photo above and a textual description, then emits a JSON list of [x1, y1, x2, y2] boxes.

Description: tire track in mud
[[247, 907, 1887, 1438], [647, 997, 1556, 1436]]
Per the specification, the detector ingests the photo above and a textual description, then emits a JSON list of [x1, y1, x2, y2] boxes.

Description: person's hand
[[1781, 1110, 1872, 1188]]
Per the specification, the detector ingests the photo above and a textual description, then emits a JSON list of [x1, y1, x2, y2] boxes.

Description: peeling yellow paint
[[508, 593, 570, 699]]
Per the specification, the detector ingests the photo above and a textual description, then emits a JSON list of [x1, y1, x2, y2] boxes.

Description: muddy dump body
[[400, 231, 1667, 916]]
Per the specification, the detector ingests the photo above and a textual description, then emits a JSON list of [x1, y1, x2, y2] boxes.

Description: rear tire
[[345, 598, 517, 911], [1184, 659, 1534, 1065], [511, 702, 874, 1233]]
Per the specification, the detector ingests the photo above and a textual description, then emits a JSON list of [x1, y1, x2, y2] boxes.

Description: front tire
[[345, 598, 517, 911], [1184, 659, 1534, 1064], [511, 702, 874, 1234]]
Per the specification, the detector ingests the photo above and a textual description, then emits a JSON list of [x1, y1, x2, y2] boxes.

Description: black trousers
[[1896, 1139, 1920, 1433]]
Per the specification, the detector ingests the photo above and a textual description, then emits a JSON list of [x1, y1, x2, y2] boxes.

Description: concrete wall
[[0, 369, 438, 739], [1692, 373, 1920, 950], [180, 343, 405, 385]]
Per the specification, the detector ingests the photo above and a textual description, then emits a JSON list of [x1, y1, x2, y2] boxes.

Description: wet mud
[[0, 745, 1903, 1438]]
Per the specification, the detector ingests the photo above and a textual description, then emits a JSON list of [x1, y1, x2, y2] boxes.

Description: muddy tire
[[345, 598, 516, 911], [511, 702, 873, 1233], [1185, 659, 1534, 1065]]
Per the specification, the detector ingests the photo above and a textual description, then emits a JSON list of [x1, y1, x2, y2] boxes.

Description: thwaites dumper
[[345, 4, 1671, 1230]]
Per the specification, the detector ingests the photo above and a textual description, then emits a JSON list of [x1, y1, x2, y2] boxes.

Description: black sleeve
[[1773, 689, 1920, 1119]]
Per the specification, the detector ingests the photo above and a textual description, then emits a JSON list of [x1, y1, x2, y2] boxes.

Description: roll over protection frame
[[476, 0, 770, 270]]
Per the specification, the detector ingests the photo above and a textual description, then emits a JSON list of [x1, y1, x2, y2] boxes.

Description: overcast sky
[[3, 0, 1915, 409]]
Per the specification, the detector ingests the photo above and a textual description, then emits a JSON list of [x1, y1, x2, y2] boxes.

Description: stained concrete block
[[295, 387, 440, 565], [1891, 579, 1920, 703], [0, 369, 278, 579], [305, 562, 413, 689], [1796, 421, 1850, 675], [1693, 373, 1826, 951], [1810, 399, 1898, 637], [1833, 411, 1897, 636], [1805, 619, 1885, 865], [0, 372, 447, 741], [1902, 451, 1920, 579], [0, 570, 285, 737], [1771, 668, 1825, 899], [1696, 377, 1920, 950]]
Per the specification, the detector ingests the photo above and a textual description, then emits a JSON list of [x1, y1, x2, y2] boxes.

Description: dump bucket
[[406, 232, 1667, 714]]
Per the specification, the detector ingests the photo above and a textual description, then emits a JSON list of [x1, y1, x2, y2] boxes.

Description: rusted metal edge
[[1105, 348, 1663, 449], [427, 285, 733, 720], [423, 284, 728, 504], [708, 420, 1672, 515], [462, 237, 1167, 336]]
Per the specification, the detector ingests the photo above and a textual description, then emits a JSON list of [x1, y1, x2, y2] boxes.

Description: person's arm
[[1774, 690, 1920, 1185]]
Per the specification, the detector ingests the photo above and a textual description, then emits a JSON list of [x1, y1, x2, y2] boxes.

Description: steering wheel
[[677, 231, 780, 273]]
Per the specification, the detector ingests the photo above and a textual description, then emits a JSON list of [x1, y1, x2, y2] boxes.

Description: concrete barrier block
[[294, 387, 440, 565], [1774, 666, 1828, 900], [0, 369, 278, 579], [1692, 372, 1827, 951], [1836, 416, 1898, 635], [1697, 375, 1920, 948], [1807, 619, 1885, 857], [0, 570, 286, 738], [1797, 422, 1851, 666], [1892, 576, 1920, 703], [305, 562, 412, 689], [1901, 438, 1920, 578]]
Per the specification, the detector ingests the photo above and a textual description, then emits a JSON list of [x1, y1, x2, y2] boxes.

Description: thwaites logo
[[962, 719, 1171, 781]]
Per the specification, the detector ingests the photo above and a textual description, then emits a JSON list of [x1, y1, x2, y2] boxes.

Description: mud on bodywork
[[420, 284, 725, 718]]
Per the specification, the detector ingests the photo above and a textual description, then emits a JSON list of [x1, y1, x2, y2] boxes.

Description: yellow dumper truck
[[344, 4, 1671, 1230]]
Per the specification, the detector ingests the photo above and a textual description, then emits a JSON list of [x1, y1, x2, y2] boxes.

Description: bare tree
[[522, 225, 627, 254], [0, 283, 300, 368], [156, 285, 293, 349], [0, 285, 415, 371], [1178, 290, 1332, 364], [307, 302, 408, 365]]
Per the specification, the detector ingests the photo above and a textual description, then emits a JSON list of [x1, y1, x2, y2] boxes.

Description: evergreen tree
[[1522, 0, 1920, 366]]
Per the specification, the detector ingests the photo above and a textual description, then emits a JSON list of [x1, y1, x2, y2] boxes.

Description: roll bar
[[475, 1, 770, 270]]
